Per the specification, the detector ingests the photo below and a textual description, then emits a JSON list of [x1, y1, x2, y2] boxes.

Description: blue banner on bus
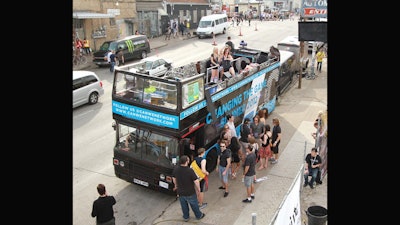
[[112, 101, 179, 129]]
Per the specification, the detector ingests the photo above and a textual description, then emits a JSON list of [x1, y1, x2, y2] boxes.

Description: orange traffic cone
[[212, 34, 217, 45]]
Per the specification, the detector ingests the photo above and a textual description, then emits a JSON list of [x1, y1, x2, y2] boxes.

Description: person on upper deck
[[219, 47, 235, 80]]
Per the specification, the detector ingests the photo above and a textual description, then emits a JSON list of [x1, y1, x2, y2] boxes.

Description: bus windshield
[[114, 72, 177, 110], [116, 124, 179, 168]]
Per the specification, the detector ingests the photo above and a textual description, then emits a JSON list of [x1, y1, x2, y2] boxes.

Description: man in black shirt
[[240, 118, 252, 155], [91, 184, 116, 225], [172, 155, 206, 222], [303, 147, 322, 189], [242, 144, 256, 203]]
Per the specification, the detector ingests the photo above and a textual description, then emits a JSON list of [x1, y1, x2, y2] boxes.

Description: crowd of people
[[164, 19, 191, 40], [92, 109, 327, 223]]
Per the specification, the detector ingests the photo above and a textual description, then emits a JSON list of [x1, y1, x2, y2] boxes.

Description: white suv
[[73, 70, 104, 108]]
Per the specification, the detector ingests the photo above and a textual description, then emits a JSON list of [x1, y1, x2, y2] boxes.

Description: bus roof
[[199, 13, 227, 20]]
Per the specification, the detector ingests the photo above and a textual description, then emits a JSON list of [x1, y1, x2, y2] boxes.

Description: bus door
[[181, 124, 218, 173]]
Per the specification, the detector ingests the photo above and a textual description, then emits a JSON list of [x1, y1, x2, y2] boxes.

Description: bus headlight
[[160, 174, 165, 180]]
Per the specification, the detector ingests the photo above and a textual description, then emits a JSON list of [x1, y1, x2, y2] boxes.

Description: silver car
[[128, 56, 172, 77], [73, 70, 105, 108]]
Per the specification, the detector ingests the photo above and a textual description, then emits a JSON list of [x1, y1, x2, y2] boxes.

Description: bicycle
[[73, 53, 88, 66]]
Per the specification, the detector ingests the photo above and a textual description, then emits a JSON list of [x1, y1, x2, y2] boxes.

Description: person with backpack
[[192, 148, 209, 209]]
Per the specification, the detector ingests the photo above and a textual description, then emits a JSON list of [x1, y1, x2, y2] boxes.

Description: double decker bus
[[111, 46, 282, 195]]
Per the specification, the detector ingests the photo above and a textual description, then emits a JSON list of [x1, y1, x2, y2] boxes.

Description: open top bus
[[111, 45, 282, 195]]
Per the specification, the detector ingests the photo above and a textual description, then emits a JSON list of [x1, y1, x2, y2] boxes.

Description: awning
[[73, 12, 115, 19]]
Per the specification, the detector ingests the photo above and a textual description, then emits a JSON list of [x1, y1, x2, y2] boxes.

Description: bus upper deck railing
[[113, 50, 279, 111]]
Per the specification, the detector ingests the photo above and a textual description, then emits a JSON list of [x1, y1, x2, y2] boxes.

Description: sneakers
[[242, 198, 252, 203], [269, 158, 275, 161], [199, 203, 208, 209], [251, 195, 255, 199], [197, 213, 205, 220], [224, 191, 229, 197], [218, 186, 226, 190], [184, 218, 189, 222], [303, 183, 308, 187], [316, 181, 323, 185], [309, 183, 314, 189], [271, 159, 278, 164]]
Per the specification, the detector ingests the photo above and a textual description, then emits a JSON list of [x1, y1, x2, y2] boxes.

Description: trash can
[[306, 206, 327, 225]]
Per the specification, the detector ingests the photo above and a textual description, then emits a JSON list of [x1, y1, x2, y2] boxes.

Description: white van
[[196, 14, 229, 39]]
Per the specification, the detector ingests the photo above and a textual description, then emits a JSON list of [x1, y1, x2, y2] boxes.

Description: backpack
[[190, 160, 206, 181], [251, 143, 260, 163]]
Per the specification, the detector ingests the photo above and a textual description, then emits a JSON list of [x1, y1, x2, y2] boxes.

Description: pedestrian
[[220, 124, 232, 146], [179, 21, 185, 36], [242, 144, 256, 203], [225, 36, 235, 54], [172, 155, 206, 222], [250, 115, 264, 148], [165, 22, 171, 40], [216, 139, 231, 197], [75, 37, 83, 60], [228, 136, 243, 179], [219, 47, 235, 79], [247, 12, 252, 26], [303, 147, 322, 189], [172, 20, 178, 38], [83, 37, 91, 55], [248, 136, 259, 182], [91, 184, 116, 225], [226, 114, 237, 137], [316, 48, 326, 72], [109, 50, 116, 73], [210, 46, 221, 83], [258, 108, 268, 125], [258, 124, 272, 170], [270, 118, 282, 164], [116, 47, 125, 66], [192, 148, 209, 209], [239, 118, 252, 156]]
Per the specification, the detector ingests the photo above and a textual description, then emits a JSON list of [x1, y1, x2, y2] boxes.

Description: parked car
[[128, 56, 172, 77], [73, 70, 104, 108]]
